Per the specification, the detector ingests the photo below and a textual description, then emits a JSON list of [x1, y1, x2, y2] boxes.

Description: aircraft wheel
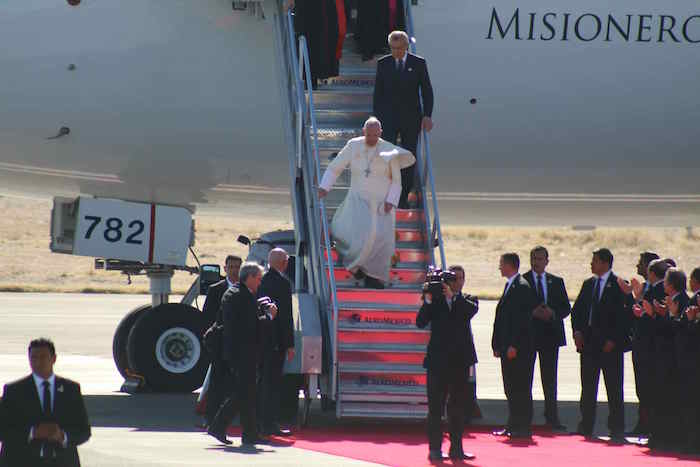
[[126, 303, 209, 392], [112, 304, 151, 379]]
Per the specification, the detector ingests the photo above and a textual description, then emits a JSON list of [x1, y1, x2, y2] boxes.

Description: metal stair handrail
[[284, 8, 341, 406], [404, 1, 446, 270]]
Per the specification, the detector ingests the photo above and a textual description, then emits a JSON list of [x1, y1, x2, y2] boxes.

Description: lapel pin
[[408, 67, 413, 72], [57, 385, 64, 393]]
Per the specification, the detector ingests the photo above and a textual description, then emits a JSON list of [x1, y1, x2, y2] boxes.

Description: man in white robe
[[318, 117, 415, 288]]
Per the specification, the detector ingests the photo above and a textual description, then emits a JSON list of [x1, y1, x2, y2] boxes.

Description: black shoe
[[352, 269, 366, 280], [448, 449, 475, 460], [207, 429, 232, 445], [607, 432, 627, 444], [428, 450, 448, 462], [509, 430, 532, 439], [571, 429, 593, 438], [264, 425, 292, 437], [492, 428, 510, 437], [547, 420, 567, 432], [364, 276, 385, 289], [240, 441, 257, 451], [242, 436, 267, 445]]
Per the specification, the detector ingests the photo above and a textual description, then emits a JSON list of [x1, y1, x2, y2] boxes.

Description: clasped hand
[[532, 304, 553, 321], [493, 346, 517, 359], [34, 423, 64, 443]]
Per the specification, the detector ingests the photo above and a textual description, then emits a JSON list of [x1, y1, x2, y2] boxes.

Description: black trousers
[[258, 347, 286, 431], [205, 358, 233, 425], [676, 358, 700, 452], [463, 378, 477, 423], [529, 348, 561, 424], [631, 343, 653, 429], [426, 366, 467, 453], [210, 370, 257, 443], [501, 354, 533, 433], [578, 351, 624, 435], [649, 348, 680, 446], [382, 120, 419, 208]]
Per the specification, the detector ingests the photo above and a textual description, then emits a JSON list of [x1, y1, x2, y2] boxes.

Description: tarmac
[[0, 293, 643, 466]]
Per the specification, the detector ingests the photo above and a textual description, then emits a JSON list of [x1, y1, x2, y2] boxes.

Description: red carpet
[[225, 424, 700, 466]]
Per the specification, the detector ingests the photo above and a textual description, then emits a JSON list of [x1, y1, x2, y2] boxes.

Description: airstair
[[274, 0, 446, 420]]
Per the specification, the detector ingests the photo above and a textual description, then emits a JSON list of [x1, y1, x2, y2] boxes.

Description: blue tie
[[537, 274, 545, 303]]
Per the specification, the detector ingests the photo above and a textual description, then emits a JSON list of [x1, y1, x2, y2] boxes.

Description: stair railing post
[[404, 1, 446, 270], [298, 36, 341, 411]]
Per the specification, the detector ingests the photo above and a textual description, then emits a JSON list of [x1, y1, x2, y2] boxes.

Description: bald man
[[257, 248, 295, 436]]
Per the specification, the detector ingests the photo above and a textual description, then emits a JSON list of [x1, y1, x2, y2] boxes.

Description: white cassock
[[320, 137, 415, 282]]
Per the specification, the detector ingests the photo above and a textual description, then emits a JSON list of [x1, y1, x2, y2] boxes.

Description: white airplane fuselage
[[1, 0, 698, 226]]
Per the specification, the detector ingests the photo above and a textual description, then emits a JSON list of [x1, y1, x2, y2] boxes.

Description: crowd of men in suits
[[202, 249, 296, 449], [486, 247, 700, 454]]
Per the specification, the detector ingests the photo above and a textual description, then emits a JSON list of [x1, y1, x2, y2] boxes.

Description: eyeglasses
[[390, 44, 407, 51]]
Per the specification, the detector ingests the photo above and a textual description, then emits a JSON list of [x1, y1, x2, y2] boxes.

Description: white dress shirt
[[32, 373, 56, 413], [503, 273, 518, 296], [30, 373, 68, 448], [595, 270, 612, 301], [395, 51, 408, 70]]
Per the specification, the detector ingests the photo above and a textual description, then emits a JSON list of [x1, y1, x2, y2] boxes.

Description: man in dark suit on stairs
[[491, 253, 538, 439], [0, 338, 91, 467], [523, 246, 571, 431], [571, 248, 631, 443], [373, 30, 434, 208]]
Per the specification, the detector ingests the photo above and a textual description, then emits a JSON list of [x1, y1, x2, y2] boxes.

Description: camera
[[256, 296, 275, 319], [422, 266, 457, 300]]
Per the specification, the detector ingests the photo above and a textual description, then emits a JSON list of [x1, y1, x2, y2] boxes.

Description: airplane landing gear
[[126, 303, 208, 392]]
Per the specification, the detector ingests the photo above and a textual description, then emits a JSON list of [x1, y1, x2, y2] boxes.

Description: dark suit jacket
[[491, 274, 537, 356], [0, 375, 90, 467], [523, 270, 571, 349], [631, 281, 665, 352], [221, 284, 273, 378], [671, 292, 695, 373], [417, 293, 478, 371], [654, 291, 687, 358], [571, 272, 632, 354], [373, 53, 434, 130], [258, 268, 295, 352], [202, 279, 229, 327]]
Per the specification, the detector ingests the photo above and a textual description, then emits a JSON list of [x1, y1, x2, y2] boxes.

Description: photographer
[[207, 263, 277, 448], [416, 267, 477, 462]]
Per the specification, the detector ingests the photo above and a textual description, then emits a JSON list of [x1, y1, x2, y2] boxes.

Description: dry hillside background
[[1, 196, 698, 299]]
